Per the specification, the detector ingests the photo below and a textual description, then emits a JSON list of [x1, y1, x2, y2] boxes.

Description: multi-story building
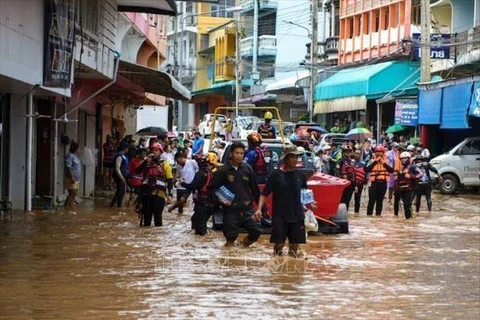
[[167, 0, 235, 129], [314, 0, 421, 133], [0, 0, 189, 210], [417, 0, 480, 154]]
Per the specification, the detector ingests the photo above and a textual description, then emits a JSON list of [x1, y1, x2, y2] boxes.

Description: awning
[[191, 81, 235, 97], [118, 60, 191, 101], [418, 88, 442, 124], [314, 95, 367, 114], [117, 0, 177, 16], [265, 70, 310, 93], [441, 82, 471, 129], [314, 61, 420, 113]]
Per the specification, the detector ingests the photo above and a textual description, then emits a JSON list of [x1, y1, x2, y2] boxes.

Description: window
[[75, 0, 100, 35], [460, 140, 480, 155], [211, 0, 235, 18]]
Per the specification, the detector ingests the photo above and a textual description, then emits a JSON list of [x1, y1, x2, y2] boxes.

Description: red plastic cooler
[[258, 172, 350, 219], [307, 173, 351, 218]]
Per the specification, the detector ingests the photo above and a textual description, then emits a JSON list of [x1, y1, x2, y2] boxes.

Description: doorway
[[35, 100, 53, 196]]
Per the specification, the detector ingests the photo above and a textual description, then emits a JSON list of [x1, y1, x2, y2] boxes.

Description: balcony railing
[[241, 0, 278, 13], [340, 0, 399, 17], [455, 26, 480, 65], [325, 36, 339, 54], [240, 35, 277, 58]]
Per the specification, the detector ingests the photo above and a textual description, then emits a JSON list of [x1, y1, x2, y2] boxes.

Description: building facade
[[0, 0, 189, 210]]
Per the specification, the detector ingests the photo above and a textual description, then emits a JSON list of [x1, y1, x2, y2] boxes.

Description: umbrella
[[306, 126, 328, 134], [385, 124, 405, 134], [346, 127, 373, 141], [135, 126, 168, 136]]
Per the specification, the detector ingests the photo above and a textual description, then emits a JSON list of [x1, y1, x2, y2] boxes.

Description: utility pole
[[172, 15, 178, 131], [420, 0, 431, 82], [309, 0, 318, 123], [252, 0, 259, 81], [235, 16, 241, 117]]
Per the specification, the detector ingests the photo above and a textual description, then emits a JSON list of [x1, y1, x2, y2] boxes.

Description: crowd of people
[[92, 112, 441, 256]]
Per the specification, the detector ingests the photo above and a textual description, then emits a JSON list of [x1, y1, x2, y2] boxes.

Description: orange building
[[338, 0, 412, 65]]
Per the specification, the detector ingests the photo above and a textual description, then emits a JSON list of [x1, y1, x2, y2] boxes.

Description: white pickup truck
[[198, 114, 227, 137], [430, 137, 480, 193]]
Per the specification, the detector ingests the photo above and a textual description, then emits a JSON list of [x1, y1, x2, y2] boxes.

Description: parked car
[[430, 137, 480, 194], [232, 116, 259, 139], [198, 114, 227, 137]]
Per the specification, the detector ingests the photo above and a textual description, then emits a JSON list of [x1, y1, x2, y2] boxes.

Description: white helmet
[[400, 151, 411, 159], [407, 145, 415, 151]]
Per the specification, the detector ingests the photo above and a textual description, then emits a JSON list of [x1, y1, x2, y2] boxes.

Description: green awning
[[315, 61, 420, 102], [191, 80, 235, 97]]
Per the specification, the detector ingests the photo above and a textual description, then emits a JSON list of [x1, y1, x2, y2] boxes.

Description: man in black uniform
[[413, 155, 442, 213], [209, 142, 262, 247], [257, 145, 308, 257], [175, 152, 218, 235]]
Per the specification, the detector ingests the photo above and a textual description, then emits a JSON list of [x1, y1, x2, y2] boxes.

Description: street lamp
[[284, 20, 311, 38]]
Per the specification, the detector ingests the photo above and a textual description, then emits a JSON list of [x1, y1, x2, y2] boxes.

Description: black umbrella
[[135, 126, 168, 136]]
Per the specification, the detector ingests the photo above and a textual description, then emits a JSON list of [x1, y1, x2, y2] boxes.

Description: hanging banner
[[394, 99, 418, 126], [43, 0, 76, 88]]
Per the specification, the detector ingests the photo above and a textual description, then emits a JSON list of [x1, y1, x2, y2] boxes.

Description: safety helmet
[[400, 151, 411, 159], [206, 152, 218, 164], [407, 145, 416, 151], [373, 145, 385, 153], [264, 111, 273, 120], [150, 142, 164, 152], [247, 132, 262, 145]]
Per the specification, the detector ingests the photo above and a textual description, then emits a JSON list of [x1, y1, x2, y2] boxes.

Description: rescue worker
[[245, 132, 272, 184], [135, 142, 174, 227], [208, 142, 262, 247], [329, 143, 342, 176], [257, 111, 276, 139], [394, 152, 422, 219], [365, 145, 394, 216], [178, 152, 218, 235], [413, 155, 442, 213], [353, 148, 367, 214], [127, 148, 148, 209], [110, 142, 130, 208], [337, 145, 356, 210]]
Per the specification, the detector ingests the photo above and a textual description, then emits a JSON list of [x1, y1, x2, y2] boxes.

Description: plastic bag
[[304, 209, 318, 233], [80, 147, 98, 166]]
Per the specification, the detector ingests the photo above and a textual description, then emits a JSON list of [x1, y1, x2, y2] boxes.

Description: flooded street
[[1, 194, 479, 320]]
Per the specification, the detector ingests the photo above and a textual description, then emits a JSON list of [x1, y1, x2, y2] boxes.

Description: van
[[430, 137, 480, 194]]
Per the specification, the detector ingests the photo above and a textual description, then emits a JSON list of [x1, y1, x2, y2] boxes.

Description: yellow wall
[[432, 4, 453, 33], [195, 16, 234, 90]]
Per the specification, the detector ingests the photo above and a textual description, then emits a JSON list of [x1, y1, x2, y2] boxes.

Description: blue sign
[[395, 99, 418, 127], [412, 33, 451, 59]]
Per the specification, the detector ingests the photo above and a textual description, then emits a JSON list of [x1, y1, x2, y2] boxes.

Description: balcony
[[240, 35, 277, 61], [241, 0, 278, 15], [215, 61, 235, 82]]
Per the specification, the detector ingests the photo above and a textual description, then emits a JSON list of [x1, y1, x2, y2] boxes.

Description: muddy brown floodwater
[[0, 195, 479, 320]]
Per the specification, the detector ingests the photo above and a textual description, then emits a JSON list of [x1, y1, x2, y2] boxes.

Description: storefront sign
[[395, 99, 418, 126], [43, 0, 75, 88], [412, 33, 451, 59]]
